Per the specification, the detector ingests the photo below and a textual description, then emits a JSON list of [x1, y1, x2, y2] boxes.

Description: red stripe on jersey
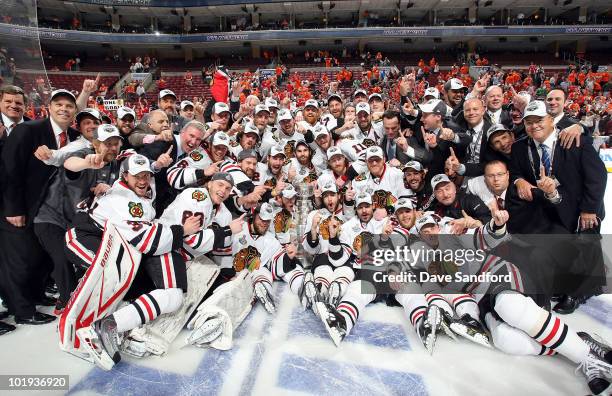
[[140, 224, 157, 253], [426, 294, 443, 301], [138, 296, 154, 321], [163, 254, 174, 288], [540, 317, 561, 345]]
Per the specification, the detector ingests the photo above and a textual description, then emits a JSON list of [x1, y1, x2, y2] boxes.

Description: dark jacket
[[139, 138, 180, 215], [432, 191, 492, 224]]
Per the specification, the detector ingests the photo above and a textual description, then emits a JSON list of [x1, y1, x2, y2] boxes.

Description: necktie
[[539, 143, 551, 175], [496, 196, 505, 210], [490, 112, 497, 124], [59, 131, 67, 148], [387, 140, 395, 160]]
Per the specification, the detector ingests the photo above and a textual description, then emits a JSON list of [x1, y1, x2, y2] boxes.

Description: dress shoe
[[553, 295, 581, 315], [0, 321, 16, 335], [15, 312, 56, 325], [36, 296, 57, 307], [53, 300, 66, 317]]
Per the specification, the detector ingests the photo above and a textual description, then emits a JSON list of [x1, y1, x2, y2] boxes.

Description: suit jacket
[[0, 114, 31, 159], [452, 117, 493, 177], [509, 134, 607, 233], [484, 109, 513, 130], [380, 134, 432, 166], [0, 118, 78, 224], [138, 138, 179, 215]]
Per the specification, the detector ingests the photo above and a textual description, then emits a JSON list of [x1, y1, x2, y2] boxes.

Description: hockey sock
[[494, 291, 588, 363], [425, 293, 453, 316], [113, 288, 184, 333], [448, 294, 480, 321], [485, 313, 556, 356], [332, 266, 355, 297], [314, 265, 333, 297], [336, 281, 375, 335], [396, 293, 428, 332], [285, 267, 305, 295]]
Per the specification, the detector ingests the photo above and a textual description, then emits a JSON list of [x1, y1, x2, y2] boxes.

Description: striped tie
[[540, 143, 551, 176]]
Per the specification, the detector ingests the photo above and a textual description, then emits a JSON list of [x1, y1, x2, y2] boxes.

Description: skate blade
[[441, 321, 458, 341], [449, 323, 492, 348], [76, 327, 119, 371], [314, 302, 343, 347]]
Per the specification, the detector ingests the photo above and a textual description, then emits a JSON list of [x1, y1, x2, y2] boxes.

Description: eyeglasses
[[485, 171, 508, 179], [524, 118, 547, 127]]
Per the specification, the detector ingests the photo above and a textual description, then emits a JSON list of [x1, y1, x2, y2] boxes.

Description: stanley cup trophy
[[291, 179, 314, 269]]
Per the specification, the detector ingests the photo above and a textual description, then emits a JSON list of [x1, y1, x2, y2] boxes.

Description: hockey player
[[285, 140, 320, 185], [63, 154, 205, 370], [229, 122, 260, 158]]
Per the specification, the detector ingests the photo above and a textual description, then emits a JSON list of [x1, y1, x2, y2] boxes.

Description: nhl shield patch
[[192, 190, 207, 202]]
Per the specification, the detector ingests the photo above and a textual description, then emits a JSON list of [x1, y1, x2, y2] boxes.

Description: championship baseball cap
[[94, 124, 122, 142], [277, 108, 293, 122], [443, 78, 467, 91], [415, 214, 439, 233], [281, 184, 297, 199], [486, 123, 511, 141], [212, 131, 230, 148], [368, 93, 383, 102], [76, 108, 101, 123], [270, 145, 286, 158], [50, 89, 76, 103], [294, 139, 310, 150], [522, 100, 548, 119], [159, 89, 176, 99], [264, 98, 279, 109], [313, 125, 329, 140], [243, 123, 260, 137], [123, 154, 152, 175], [328, 93, 343, 103], [180, 100, 194, 110], [365, 146, 384, 161], [210, 172, 234, 187], [355, 192, 373, 207], [321, 180, 338, 194], [419, 99, 447, 115], [213, 102, 231, 115], [394, 198, 415, 212], [117, 106, 136, 120], [237, 149, 258, 161], [423, 87, 440, 100], [257, 202, 276, 221], [431, 174, 452, 190], [355, 102, 371, 115], [354, 89, 367, 98], [403, 160, 424, 172], [326, 146, 345, 160], [304, 99, 319, 109], [254, 104, 270, 115]]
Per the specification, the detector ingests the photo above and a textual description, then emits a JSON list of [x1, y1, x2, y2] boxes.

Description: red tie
[[58, 131, 67, 148], [497, 196, 505, 210]]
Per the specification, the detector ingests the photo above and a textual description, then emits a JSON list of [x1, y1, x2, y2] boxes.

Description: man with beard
[[352, 146, 404, 217], [303, 181, 355, 309], [399, 161, 434, 211], [285, 140, 320, 185], [443, 78, 468, 115], [230, 123, 260, 158], [224, 149, 274, 215], [368, 93, 386, 124], [264, 98, 280, 127], [262, 108, 304, 162], [115, 106, 136, 150], [36, 124, 124, 312], [316, 146, 359, 200], [257, 144, 287, 194], [297, 99, 322, 133], [166, 131, 232, 190], [252, 104, 270, 136], [311, 125, 332, 172], [320, 93, 344, 134], [430, 173, 492, 233], [156, 89, 189, 133], [342, 102, 383, 142]]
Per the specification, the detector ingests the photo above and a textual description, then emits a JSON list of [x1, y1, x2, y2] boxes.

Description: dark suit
[[0, 118, 78, 316], [138, 138, 180, 214], [452, 117, 493, 177], [484, 109, 513, 130], [380, 134, 432, 166]]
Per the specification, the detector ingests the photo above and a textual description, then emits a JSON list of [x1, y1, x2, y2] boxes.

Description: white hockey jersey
[[166, 149, 215, 190], [283, 158, 320, 184], [329, 216, 387, 268], [231, 221, 285, 274], [302, 207, 351, 255], [352, 164, 405, 209]]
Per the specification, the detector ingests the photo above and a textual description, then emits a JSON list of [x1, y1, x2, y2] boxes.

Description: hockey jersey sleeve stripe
[[132, 300, 147, 323], [137, 295, 155, 321], [138, 224, 158, 253], [147, 225, 165, 254], [162, 253, 175, 288]]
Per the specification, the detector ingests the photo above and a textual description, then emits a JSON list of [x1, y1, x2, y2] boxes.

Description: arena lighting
[[154, 31, 161, 36]]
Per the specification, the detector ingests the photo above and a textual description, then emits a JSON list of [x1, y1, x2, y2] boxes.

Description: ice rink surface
[[0, 174, 610, 396]]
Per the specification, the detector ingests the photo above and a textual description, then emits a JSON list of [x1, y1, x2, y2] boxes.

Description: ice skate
[[253, 281, 276, 314], [299, 272, 318, 311], [418, 304, 442, 355], [315, 302, 347, 347], [576, 353, 612, 395], [76, 315, 121, 371], [450, 314, 492, 348], [327, 281, 341, 307], [440, 308, 458, 341], [578, 332, 612, 364]]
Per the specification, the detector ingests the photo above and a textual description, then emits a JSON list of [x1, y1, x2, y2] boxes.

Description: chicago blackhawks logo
[[354, 174, 367, 182], [189, 151, 203, 161], [264, 177, 277, 189], [233, 245, 262, 272], [192, 190, 207, 202], [319, 216, 344, 240], [372, 190, 397, 209], [283, 141, 295, 164], [362, 138, 376, 148], [353, 231, 373, 254], [274, 210, 292, 233], [128, 202, 144, 218], [427, 260, 459, 287]]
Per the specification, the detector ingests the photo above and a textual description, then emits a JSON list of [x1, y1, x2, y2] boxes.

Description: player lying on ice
[[316, 200, 612, 395]]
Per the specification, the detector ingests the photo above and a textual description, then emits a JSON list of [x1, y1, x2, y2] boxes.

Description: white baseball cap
[[419, 99, 447, 115], [264, 98, 279, 109], [326, 146, 345, 160], [243, 123, 260, 136], [321, 180, 338, 194], [180, 100, 194, 110], [368, 93, 383, 102], [117, 106, 136, 120], [257, 202, 276, 221], [213, 102, 231, 115], [159, 89, 176, 99], [50, 89, 76, 103], [403, 160, 423, 172], [444, 78, 466, 91], [254, 104, 270, 114], [355, 102, 371, 115], [328, 93, 343, 103], [281, 184, 297, 199], [76, 108, 101, 123], [304, 99, 319, 109], [394, 198, 415, 212], [94, 124, 122, 142], [123, 154, 152, 175], [365, 146, 384, 161], [277, 108, 293, 121], [423, 87, 440, 99], [313, 125, 329, 140], [431, 173, 452, 190], [415, 214, 439, 233], [212, 131, 230, 148], [354, 89, 367, 98], [522, 100, 548, 119], [270, 144, 286, 157], [355, 192, 373, 207]]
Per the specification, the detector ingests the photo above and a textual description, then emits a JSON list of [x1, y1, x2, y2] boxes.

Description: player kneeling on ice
[[61, 155, 207, 370], [230, 202, 309, 314]]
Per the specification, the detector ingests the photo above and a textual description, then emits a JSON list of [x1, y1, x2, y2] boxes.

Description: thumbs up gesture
[[536, 165, 557, 195]]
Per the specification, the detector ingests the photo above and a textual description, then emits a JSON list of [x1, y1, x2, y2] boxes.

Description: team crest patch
[[353, 231, 373, 254], [233, 246, 262, 272], [128, 202, 144, 218], [192, 190, 207, 202], [230, 140, 240, 147], [274, 210, 292, 233], [319, 216, 344, 240], [373, 190, 397, 209], [354, 174, 367, 181], [362, 138, 376, 148], [189, 151, 203, 161]]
